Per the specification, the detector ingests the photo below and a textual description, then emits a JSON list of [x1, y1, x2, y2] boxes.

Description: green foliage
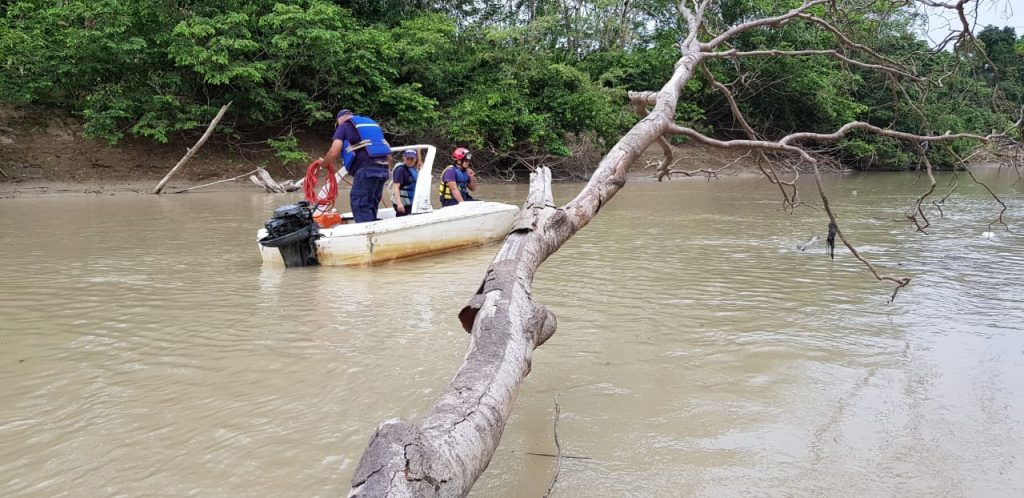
[[978, 25, 1024, 108], [442, 24, 629, 156], [0, 0, 1020, 170], [579, 33, 681, 91], [267, 134, 308, 164], [0, 0, 439, 145]]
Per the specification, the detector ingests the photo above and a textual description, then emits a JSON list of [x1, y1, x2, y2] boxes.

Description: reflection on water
[[1, 170, 1022, 497]]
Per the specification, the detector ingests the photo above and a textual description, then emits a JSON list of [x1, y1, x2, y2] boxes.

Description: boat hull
[[258, 201, 518, 266]]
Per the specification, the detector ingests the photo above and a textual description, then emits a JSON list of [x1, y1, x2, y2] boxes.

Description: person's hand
[[466, 167, 475, 178], [396, 204, 405, 214]]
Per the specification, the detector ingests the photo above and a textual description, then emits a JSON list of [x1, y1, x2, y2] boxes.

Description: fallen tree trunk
[[348, 37, 700, 498], [152, 102, 231, 194], [348, 1, 1010, 494]]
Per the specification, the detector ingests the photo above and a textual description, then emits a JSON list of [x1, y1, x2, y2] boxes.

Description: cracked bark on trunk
[[347, 40, 703, 497]]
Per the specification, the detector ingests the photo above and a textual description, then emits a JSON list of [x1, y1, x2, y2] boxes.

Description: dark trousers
[[350, 166, 389, 223]]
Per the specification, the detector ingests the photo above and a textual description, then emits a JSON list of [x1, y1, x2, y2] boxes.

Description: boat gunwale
[[316, 202, 518, 237]]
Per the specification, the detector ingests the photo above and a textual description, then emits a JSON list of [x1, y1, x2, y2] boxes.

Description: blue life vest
[[439, 165, 473, 204], [346, 115, 391, 158], [397, 164, 418, 206], [341, 140, 355, 170]]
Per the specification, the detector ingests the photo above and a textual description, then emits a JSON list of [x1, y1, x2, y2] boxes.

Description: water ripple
[[2, 174, 1022, 497]]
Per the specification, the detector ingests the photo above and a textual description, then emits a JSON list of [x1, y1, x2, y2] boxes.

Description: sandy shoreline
[[0, 166, 778, 199], [0, 179, 262, 199]]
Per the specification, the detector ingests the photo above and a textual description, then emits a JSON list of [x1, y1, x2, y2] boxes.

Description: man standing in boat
[[392, 149, 419, 217], [439, 147, 477, 207], [322, 109, 392, 223]]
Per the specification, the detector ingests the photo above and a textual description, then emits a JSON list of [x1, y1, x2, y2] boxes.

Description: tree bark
[[248, 167, 286, 193], [348, 1, 1011, 494], [152, 102, 231, 194], [348, 36, 704, 497]]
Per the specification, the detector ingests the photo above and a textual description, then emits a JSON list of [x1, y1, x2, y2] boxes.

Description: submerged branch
[[909, 145, 937, 233], [809, 162, 911, 303], [543, 393, 563, 498], [348, 2, 1010, 493]]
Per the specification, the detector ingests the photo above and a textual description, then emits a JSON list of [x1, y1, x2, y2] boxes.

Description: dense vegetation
[[1, 0, 1021, 171]]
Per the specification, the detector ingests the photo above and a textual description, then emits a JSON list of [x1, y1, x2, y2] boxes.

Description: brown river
[[2, 169, 1023, 497]]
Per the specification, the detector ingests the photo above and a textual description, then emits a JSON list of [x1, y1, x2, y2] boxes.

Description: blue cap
[[403, 150, 417, 158], [336, 109, 352, 119]]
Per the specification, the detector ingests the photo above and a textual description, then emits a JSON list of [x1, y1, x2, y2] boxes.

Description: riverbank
[[0, 105, 783, 199], [0, 105, 310, 198]]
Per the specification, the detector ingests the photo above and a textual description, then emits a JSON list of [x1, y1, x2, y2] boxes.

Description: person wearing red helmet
[[439, 147, 477, 207]]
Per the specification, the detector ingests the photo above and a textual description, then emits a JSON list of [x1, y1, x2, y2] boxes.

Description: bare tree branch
[[699, 63, 759, 139], [949, 147, 1015, 232], [666, 123, 814, 159], [697, 62, 802, 210], [349, 2, 1014, 494], [758, 159, 800, 210], [666, 154, 745, 179], [779, 122, 989, 145], [908, 144, 937, 233], [657, 119, 1001, 299], [705, 49, 924, 80], [793, 13, 903, 68], [932, 175, 959, 218], [810, 159, 911, 303], [630, 92, 675, 180], [704, 0, 830, 49]]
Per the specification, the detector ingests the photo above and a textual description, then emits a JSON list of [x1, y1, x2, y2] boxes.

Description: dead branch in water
[[173, 169, 258, 193], [152, 102, 232, 194], [908, 144, 937, 233], [543, 393, 563, 498], [348, 1, 1016, 495]]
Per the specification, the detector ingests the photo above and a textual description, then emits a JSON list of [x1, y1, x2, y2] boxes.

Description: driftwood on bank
[[348, 1, 1014, 495], [173, 169, 258, 193], [152, 102, 232, 194], [174, 167, 300, 194], [248, 167, 296, 193]]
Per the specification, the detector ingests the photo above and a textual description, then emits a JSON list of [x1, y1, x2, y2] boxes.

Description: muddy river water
[[1, 169, 1023, 496]]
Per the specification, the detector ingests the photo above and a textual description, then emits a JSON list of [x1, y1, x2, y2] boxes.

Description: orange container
[[314, 211, 342, 228]]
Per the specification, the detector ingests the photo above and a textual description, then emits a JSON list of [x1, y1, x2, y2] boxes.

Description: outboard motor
[[259, 201, 320, 267]]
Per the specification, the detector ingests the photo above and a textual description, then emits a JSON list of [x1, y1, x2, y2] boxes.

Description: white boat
[[257, 145, 519, 266]]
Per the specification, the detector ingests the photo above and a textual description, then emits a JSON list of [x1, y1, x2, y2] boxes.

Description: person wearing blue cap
[[321, 109, 392, 223], [391, 149, 420, 217]]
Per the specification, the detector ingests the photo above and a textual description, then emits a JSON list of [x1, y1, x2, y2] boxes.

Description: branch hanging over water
[[348, 2, 1014, 494]]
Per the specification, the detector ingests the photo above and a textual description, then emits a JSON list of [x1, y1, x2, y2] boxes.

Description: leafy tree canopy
[[0, 0, 1019, 169]]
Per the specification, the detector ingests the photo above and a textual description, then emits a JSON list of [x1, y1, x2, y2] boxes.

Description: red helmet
[[452, 147, 472, 161]]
